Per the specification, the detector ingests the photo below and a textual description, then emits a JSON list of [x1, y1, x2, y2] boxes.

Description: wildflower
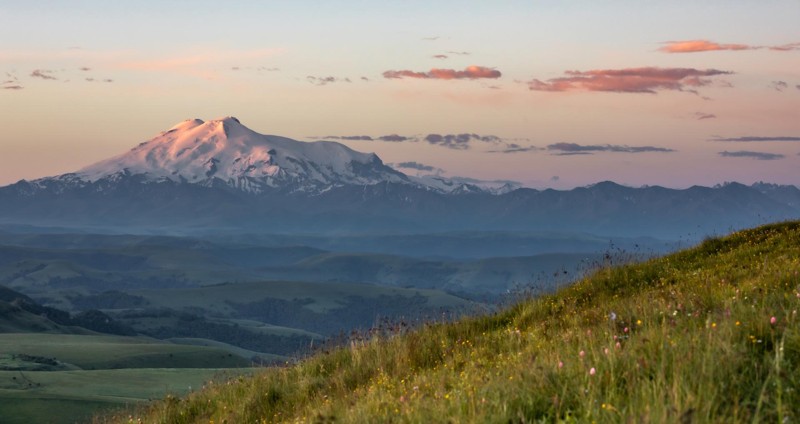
[[615, 341, 621, 349], [589, 367, 596, 375], [609, 312, 617, 321], [636, 319, 642, 326], [711, 322, 717, 328], [624, 327, 629, 333], [736, 321, 741, 326], [603, 348, 609, 355], [558, 361, 564, 369], [771, 316, 777, 325], [579, 350, 585, 358]]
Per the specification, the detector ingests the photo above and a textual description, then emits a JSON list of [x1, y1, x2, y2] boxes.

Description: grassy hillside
[[101, 221, 800, 423]]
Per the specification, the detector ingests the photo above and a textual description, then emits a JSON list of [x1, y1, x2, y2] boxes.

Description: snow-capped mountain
[[76, 117, 410, 194], [2, 117, 798, 237], [408, 175, 521, 195]]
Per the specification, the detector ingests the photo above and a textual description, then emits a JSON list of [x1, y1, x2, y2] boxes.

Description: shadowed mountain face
[[0, 118, 797, 239]]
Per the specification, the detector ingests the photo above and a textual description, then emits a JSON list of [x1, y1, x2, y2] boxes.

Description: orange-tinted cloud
[[527, 67, 731, 94], [660, 40, 800, 53], [383, 65, 501, 80], [660, 40, 753, 53]]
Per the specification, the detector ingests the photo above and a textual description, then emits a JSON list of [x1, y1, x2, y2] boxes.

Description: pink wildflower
[[589, 367, 596, 376], [770, 316, 777, 325]]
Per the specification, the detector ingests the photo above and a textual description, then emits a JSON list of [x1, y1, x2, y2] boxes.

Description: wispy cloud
[[719, 151, 785, 160], [422, 36, 440, 41], [711, 136, 800, 142], [2, 73, 22, 90], [527, 67, 732, 94], [659, 40, 800, 53], [425, 133, 503, 150], [84, 77, 113, 83], [547, 142, 675, 155], [306, 76, 351, 86], [322, 135, 373, 141], [489, 143, 539, 153], [770, 81, 789, 91], [695, 112, 717, 120], [317, 134, 414, 142], [394, 161, 438, 172], [378, 134, 413, 142], [432, 54, 448, 59], [447, 51, 470, 55], [770, 42, 800, 51], [383, 65, 501, 80], [30, 69, 57, 80], [318, 133, 509, 148]]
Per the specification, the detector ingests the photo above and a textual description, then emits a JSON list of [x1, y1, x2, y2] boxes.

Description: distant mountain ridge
[[0, 118, 798, 238]]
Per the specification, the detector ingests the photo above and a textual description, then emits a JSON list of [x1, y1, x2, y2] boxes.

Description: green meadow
[[102, 221, 800, 423], [0, 368, 252, 424], [0, 333, 255, 422]]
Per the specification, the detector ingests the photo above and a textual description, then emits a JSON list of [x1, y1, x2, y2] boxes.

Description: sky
[[1, 1, 799, 189]]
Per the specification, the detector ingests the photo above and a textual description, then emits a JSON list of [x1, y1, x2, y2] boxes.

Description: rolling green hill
[[0, 332, 258, 424], [103, 221, 800, 423]]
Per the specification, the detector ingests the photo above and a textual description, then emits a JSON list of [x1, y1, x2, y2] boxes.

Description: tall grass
[[98, 221, 800, 423]]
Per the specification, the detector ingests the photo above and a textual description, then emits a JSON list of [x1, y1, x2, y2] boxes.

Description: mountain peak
[[75, 117, 408, 193], [217, 116, 241, 125]]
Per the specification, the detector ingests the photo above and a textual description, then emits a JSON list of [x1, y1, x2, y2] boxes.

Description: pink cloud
[[660, 40, 800, 53], [660, 40, 753, 53], [527, 67, 732, 94], [383, 65, 501, 80]]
